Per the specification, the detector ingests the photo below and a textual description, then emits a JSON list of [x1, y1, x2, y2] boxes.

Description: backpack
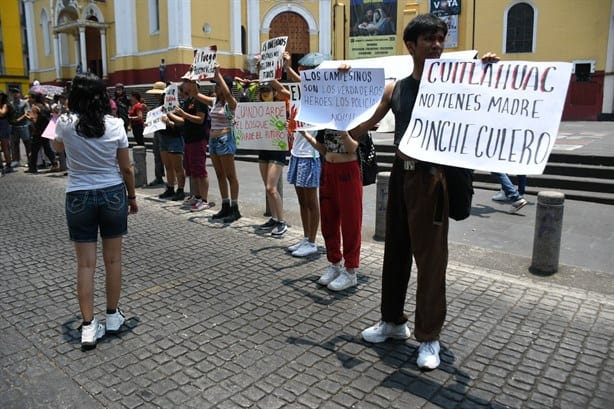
[[443, 166, 474, 221], [357, 132, 378, 186]]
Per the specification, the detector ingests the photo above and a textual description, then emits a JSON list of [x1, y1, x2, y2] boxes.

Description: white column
[[230, 0, 241, 55], [114, 0, 138, 56], [74, 37, 81, 67], [100, 29, 108, 79], [53, 34, 61, 80], [79, 27, 87, 73], [167, 0, 191, 48], [319, 0, 332, 54], [22, 0, 38, 71], [247, 0, 260, 55], [603, 0, 614, 116]]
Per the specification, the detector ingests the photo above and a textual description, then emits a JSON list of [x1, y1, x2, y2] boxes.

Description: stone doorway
[[269, 12, 309, 71]]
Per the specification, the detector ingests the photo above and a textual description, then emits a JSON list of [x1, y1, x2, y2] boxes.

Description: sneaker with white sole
[[287, 238, 308, 253], [327, 270, 357, 291], [491, 190, 509, 202], [317, 263, 342, 285], [417, 340, 441, 370], [510, 197, 528, 214], [258, 218, 277, 231], [106, 308, 125, 334], [81, 317, 105, 350], [292, 242, 318, 258], [361, 321, 411, 343], [271, 221, 288, 236]]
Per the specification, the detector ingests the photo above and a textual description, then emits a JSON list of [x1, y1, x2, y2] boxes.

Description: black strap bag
[[443, 166, 474, 221], [357, 132, 378, 186]]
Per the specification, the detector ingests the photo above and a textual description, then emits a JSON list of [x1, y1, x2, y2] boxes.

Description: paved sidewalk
[[1, 170, 612, 408]]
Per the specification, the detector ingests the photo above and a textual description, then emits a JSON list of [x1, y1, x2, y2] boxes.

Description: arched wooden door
[[85, 17, 102, 77], [269, 12, 309, 69]]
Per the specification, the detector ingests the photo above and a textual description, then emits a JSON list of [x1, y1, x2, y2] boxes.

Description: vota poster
[[349, 0, 398, 59]]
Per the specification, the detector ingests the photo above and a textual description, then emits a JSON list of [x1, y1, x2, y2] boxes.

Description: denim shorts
[[287, 155, 321, 188], [160, 134, 184, 153], [209, 131, 237, 156], [65, 183, 128, 242]]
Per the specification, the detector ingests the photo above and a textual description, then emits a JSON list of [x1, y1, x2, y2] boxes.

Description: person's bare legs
[[259, 162, 284, 220], [210, 154, 229, 199], [296, 186, 320, 242], [160, 151, 176, 186], [219, 154, 239, 201], [170, 153, 185, 189], [75, 242, 97, 321], [102, 237, 123, 311]]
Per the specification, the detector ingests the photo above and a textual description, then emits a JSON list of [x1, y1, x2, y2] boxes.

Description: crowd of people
[[4, 13, 534, 371]]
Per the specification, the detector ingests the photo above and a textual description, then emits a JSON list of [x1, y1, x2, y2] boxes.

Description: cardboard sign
[[295, 68, 385, 130], [398, 59, 573, 175], [144, 107, 166, 135], [164, 83, 180, 112], [259, 37, 287, 82], [234, 102, 288, 151], [284, 82, 318, 132], [182, 46, 217, 81]]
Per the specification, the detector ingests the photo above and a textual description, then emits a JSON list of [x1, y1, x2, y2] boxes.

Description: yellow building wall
[[471, 0, 610, 69], [0, 0, 29, 92]]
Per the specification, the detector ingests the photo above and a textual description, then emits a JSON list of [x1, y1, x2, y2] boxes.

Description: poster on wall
[[349, 0, 398, 59], [441, 15, 458, 48], [430, 0, 461, 17]]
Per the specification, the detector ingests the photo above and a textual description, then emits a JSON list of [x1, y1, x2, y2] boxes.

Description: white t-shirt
[[55, 114, 129, 192], [290, 131, 319, 158]]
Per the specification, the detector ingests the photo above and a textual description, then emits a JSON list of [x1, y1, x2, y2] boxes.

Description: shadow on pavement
[[61, 316, 141, 346]]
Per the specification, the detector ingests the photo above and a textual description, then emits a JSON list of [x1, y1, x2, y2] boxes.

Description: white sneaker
[[327, 270, 357, 291], [292, 242, 318, 258], [491, 190, 509, 202], [81, 317, 105, 350], [510, 197, 528, 214], [361, 321, 411, 343], [106, 308, 125, 334], [317, 263, 342, 285], [287, 238, 308, 253], [417, 340, 441, 370]]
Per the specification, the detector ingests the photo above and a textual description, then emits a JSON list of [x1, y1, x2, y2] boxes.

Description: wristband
[[128, 195, 136, 200]]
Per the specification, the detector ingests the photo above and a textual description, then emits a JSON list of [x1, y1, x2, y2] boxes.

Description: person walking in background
[[9, 87, 32, 168], [491, 173, 528, 214], [113, 83, 129, 131], [167, 78, 213, 211], [300, 129, 362, 292], [282, 54, 321, 257], [255, 81, 291, 237], [25, 92, 58, 173], [203, 65, 241, 223], [53, 73, 138, 350], [0, 91, 13, 174], [128, 92, 145, 146]]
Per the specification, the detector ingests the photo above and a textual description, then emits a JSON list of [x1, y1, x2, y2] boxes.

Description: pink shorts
[[183, 139, 208, 178]]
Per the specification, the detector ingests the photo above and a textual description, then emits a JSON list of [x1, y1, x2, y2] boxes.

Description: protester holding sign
[[350, 14, 462, 370], [283, 53, 321, 258], [146, 82, 186, 201], [300, 129, 362, 292], [205, 65, 241, 223], [255, 80, 291, 236], [167, 79, 213, 212]]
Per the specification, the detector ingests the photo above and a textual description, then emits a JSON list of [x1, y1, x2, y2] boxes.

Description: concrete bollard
[[530, 191, 565, 275], [264, 176, 283, 217], [373, 172, 390, 241], [132, 146, 147, 187]]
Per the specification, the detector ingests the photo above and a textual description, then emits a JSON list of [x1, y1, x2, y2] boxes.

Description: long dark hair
[[68, 73, 111, 138]]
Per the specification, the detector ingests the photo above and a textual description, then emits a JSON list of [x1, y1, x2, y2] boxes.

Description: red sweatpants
[[319, 160, 363, 269]]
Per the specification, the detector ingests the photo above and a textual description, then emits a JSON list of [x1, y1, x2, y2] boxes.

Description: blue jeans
[[493, 173, 526, 201], [65, 183, 128, 242]]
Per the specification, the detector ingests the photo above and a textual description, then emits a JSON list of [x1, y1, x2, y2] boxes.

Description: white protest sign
[[295, 68, 385, 131], [181, 46, 217, 81], [284, 82, 318, 132], [399, 59, 573, 175], [259, 37, 287, 82], [42, 114, 58, 140], [144, 106, 166, 135], [164, 83, 180, 112], [318, 50, 477, 132], [234, 102, 288, 151]]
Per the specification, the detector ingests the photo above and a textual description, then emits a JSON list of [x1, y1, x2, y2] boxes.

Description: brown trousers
[[380, 157, 449, 342]]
